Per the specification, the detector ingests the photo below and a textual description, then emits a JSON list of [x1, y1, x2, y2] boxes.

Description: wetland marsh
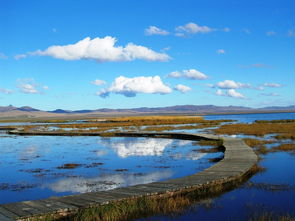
[[1, 112, 295, 220]]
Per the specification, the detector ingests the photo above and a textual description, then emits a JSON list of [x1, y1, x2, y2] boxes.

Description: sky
[[0, 0, 294, 110]]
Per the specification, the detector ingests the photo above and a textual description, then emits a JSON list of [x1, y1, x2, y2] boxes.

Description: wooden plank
[[23, 200, 61, 214], [41, 199, 78, 211], [0, 207, 19, 220], [56, 196, 93, 208], [0, 213, 15, 221], [2, 203, 33, 218]]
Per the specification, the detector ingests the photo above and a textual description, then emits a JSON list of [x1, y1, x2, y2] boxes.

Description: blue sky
[[0, 0, 294, 110]]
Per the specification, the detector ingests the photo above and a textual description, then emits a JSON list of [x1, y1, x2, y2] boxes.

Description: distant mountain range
[[0, 104, 295, 119]]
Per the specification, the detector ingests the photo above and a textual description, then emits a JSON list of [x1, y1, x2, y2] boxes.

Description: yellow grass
[[214, 122, 295, 140]]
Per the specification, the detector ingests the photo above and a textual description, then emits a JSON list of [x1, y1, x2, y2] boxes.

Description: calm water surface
[[139, 112, 295, 220], [204, 112, 295, 123], [0, 132, 221, 204]]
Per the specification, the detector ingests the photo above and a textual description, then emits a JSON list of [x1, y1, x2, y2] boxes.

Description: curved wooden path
[[0, 132, 258, 221]]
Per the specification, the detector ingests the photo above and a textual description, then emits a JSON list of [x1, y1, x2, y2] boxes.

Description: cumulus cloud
[[91, 79, 106, 86], [0, 88, 13, 94], [216, 89, 245, 99], [145, 26, 169, 36], [98, 76, 172, 98], [168, 69, 208, 80], [174, 84, 191, 93], [17, 79, 48, 94], [175, 22, 214, 37], [216, 80, 251, 89], [217, 49, 225, 54], [28, 36, 170, 62], [263, 82, 282, 88]]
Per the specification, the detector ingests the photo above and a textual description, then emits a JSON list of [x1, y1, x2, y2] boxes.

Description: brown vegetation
[[214, 121, 295, 140], [16, 116, 235, 134], [57, 163, 83, 169], [272, 144, 295, 152]]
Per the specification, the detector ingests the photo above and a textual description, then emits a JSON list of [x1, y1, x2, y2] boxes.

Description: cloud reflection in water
[[47, 170, 173, 193], [100, 138, 173, 158]]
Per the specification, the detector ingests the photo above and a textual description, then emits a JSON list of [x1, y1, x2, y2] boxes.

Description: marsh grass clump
[[214, 121, 295, 139], [57, 163, 83, 169], [243, 138, 276, 147], [271, 144, 295, 152], [243, 138, 276, 155]]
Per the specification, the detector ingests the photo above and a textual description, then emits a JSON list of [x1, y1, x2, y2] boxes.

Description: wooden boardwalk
[[0, 132, 258, 221]]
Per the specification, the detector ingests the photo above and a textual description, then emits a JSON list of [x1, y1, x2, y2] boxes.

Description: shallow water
[[0, 133, 222, 204], [204, 112, 295, 123], [138, 112, 295, 220]]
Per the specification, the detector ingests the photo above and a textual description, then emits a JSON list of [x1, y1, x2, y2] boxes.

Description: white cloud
[[145, 26, 169, 36], [91, 79, 106, 86], [14, 54, 27, 60], [18, 83, 38, 94], [227, 89, 245, 98], [168, 69, 208, 80], [175, 22, 214, 35], [174, 84, 191, 93], [0, 52, 7, 59], [0, 88, 13, 94], [216, 80, 251, 89], [168, 71, 182, 78], [29, 36, 170, 62], [98, 76, 172, 98], [17, 79, 48, 94], [216, 89, 245, 99], [183, 69, 208, 80], [263, 82, 282, 88], [217, 49, 225, 54], [288, 30, 295, 37], [175, 32, 186, 37], [216, 89, 223, 96], [266, 31, 276, 36]]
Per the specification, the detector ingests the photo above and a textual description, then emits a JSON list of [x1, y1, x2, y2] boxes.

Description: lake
[[0, 132, 221, 204]]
